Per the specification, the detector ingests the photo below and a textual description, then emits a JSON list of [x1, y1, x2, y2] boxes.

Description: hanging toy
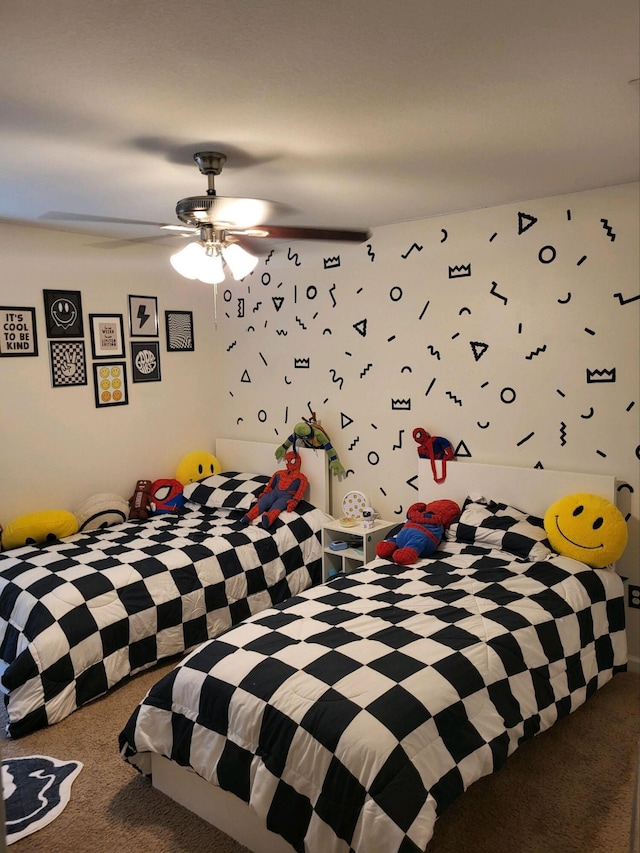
[[275, 411, 345, 476]]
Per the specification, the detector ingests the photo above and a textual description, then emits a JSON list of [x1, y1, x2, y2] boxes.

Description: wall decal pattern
[[217, 186, 639, 535]]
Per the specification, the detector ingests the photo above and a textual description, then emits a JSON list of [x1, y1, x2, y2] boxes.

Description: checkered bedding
[[0, 501, 328, 737], [120, 541, 627, 853]]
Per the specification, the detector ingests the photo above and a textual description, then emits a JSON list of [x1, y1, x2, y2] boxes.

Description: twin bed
[[118, 460, 627, 853], [0, 439, 330, 738]]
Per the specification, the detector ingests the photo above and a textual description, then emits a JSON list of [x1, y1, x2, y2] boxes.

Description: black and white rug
[[2, 755, 83, 845]]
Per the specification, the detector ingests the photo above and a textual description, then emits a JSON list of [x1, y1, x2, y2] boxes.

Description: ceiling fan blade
[[87, 234, 192, 250], [228, 225, 371, 243], [40, 211, 174, 228]]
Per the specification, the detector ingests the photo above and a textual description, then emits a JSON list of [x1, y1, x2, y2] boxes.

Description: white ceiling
[[2, 0, 639, 248]]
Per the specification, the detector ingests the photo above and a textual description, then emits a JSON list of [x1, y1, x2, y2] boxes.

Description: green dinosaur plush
[[275, 417, 345, 476]]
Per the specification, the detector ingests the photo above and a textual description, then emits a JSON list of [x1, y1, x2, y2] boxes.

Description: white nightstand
[[321, 518, 398, 582]]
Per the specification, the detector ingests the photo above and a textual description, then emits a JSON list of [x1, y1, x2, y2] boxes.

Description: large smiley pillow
[[543, 492, 628, 568]]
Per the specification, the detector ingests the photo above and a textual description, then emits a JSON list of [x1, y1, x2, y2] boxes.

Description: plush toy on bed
[[128, 480, 153, 521], [543, 492, 628, 568], [242, 451, 309, 529], [376, 499, 461, 565]]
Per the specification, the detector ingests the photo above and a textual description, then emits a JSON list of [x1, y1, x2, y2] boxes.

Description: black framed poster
[[93, 361, 128, 408], [131, 340, 161, 382], [165, 310, 194, 351], [43, 289, 84, 338], [0, 306, 38, 357], [49, 340, 87, 387], [129, 295, 159, 337], [89, 313, 125, 359]]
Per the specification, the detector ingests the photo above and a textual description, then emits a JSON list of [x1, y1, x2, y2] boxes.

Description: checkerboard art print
[[49, 340, 87, 387], [121, 542, 627, 853]]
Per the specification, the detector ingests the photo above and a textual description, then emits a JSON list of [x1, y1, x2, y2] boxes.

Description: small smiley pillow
[[544, 492, 628, 568]]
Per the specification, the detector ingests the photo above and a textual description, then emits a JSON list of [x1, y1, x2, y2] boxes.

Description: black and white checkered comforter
[[0, 501, 328, 737], [120, 542, 627, 853]]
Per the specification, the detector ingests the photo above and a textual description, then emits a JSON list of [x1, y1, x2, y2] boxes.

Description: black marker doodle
[[424, 378, 436, 396], [367, 244, 375, 262], [322, 328, 332, 335], [584, 328, 595, 336], [470, 341, 489, 361], [401, 242, 423, 259], [391, 398, 411, 411], [237, 299, 245, 318], [345, 469, 355, 477], [534, 461, 544, 469], [517, 432, 535, 446], [400, 365, 412, 373], [360, 363, 373, 377], [223, 289, 233, 303], [617, 483, 634, 493], [261, 273, 271, 286], [596, 449, 607, 458], [323, 256, 340, 269], [600, 219, 616, 241], [387, 335, 396, 342], [295, 316, 307, 330], [481, 381, 489, 388], [306, 286, 317, 300], [577, 255, 587, 266], [379, 487, 387, 497], [272, 296, 284, 312], [265, 250, 274, 264], [489, 232, 497, 242], [518, 212, 538, 234], [393, 430, 404, 450], [259, 352, 268, 366], [451, 332, 460, 340], [390, 287, 403, 301], [353, 319, 367, 337], [448, 264, 471, 278], [558, 293, 572, 304], [241, 370, 251, 383], [341, 413, 354, 429], [329, 283, 337, 307], [253, 302, 262, 312], [580, 408, 595, 419], [556, 389, 566, 397], [445, 391, 462, 406], [454, 440, 471, 457], [236, 417, 244, 424], [258, 409, 267, 423], [287, 248, 301, 266], [490, 281, 508, 304], [226, 341, 237, 352], [626, 402, 636, 412], [459, 307, 471, 315], [348, 436, 360, 451], [586, 368, 616, 383], [407, 474, 418, 491], [276, 329, 288, 336], [294, 357, 310, 369], [538, 246, 556, 264], [566, 210, 572, 220], [560, 422, 567, 446], [329, 368, 344, 389], [247, 325, 255, 332], [426, 345, 441, 360], [518, 323, 523, 334], [440, 230, 448, 243], [394, 506, 404, 515], [525, 345, 547, 359], [477, 421, 490, 429], [367, 451, 380, 465], [613, 291, 640, 305], [500, 387, 516, 403], [419, 301, 430, 320]]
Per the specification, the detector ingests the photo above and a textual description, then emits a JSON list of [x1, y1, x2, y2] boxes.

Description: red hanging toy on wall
[[413, 427, 455, 483]]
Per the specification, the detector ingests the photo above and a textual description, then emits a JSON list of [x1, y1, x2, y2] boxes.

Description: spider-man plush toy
[[376, 499, 460, 565], [242, 452, 309, 529]]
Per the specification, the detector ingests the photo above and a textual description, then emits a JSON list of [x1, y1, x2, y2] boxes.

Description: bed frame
[[216, 438, 331, 514], [149, 461, 618, 853]]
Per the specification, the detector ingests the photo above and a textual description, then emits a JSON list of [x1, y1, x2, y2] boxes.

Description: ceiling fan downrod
[[193, 152, 227, 197]]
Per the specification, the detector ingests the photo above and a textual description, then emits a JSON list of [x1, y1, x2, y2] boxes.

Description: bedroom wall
[[0, 223, 221, 521], [214, 182, 640, 663]]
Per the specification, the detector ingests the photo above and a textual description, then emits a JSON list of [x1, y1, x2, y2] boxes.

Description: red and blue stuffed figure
[[242, 452, 309, 529], [376, 499, 461, 565]]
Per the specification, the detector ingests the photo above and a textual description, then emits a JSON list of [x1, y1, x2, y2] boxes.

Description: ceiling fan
[[42, 152, 371, 281]]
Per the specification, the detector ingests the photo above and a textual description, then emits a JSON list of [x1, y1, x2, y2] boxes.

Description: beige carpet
[[1, 665, 638, 853]]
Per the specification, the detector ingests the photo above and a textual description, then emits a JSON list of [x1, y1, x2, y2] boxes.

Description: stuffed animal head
[[544, 492, 628, 568], [406, 500, 460, 528], [285, 451, 302, 474], [176, 451, 221, 485]]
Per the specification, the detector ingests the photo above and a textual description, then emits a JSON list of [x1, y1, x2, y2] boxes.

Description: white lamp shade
[[170, 242, 206, 279], [222, 242, 259, 280], [196, 251, 225, 284]]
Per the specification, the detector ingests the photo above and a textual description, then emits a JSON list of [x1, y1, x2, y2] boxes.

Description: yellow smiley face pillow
[[544, 492, 628, 568]]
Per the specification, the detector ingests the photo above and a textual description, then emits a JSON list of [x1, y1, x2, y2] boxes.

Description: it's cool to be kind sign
[[0, 307, 38, 357]]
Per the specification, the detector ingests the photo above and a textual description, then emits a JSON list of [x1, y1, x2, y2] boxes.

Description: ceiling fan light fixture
[[170, 241, 206, 279], [195, 247, 226, 284], [221, 242, 259, 280]]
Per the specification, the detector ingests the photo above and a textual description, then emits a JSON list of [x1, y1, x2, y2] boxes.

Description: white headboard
[[419, 460, 616, 518], [215, 438, 330, 514]]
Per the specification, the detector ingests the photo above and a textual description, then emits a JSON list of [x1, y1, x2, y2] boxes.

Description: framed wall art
[[165, 310, 194, 352], [89, 313, 125, 359], [49, 340, 87, 387], [93, 361, 128, 408], [131, 340, 161, 382], [43, 289, 84, 338], [0, 306, 38, 357], [129, 295, 159, 337]]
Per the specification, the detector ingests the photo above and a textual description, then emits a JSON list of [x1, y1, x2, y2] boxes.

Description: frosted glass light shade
[[196, 251, 225, 284], [222, 242, 259, 280], [170, 242, 206, 279]]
